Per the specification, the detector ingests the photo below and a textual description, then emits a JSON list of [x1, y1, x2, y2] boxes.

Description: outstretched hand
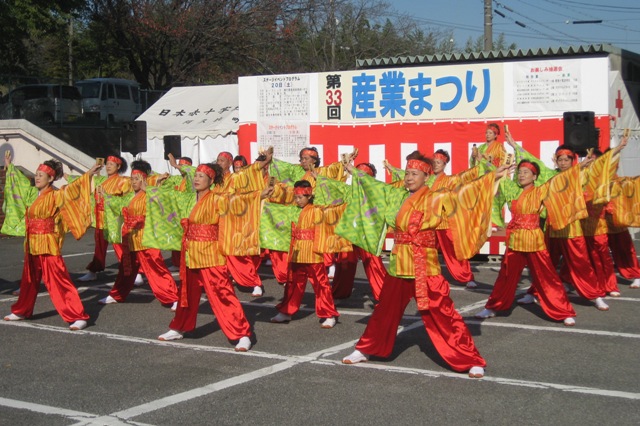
[[88, 163, 103, 176], [168, 153, 178, 169], [4, 150, 11, 168], [495, 163, 515, 179]]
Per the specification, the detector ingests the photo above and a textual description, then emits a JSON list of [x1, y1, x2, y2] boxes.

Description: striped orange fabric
[[26, 173, 93, 255], [183, 191, 225, 268], [447, 172, 495, 260], [392, 186, 444, 277], [505, 186, 546, 252], [608, 176, 640, 227], [548, 219, 583, 239], [484, 141, 507, 168], [544, 165, 587, 232], [219, 191, 262, 256], [59, 172, 93, 240], [289, 204, 321, 263], [581, 201, 608, 237], [125, 192, 147, 251], [229, 162, 267, 193]]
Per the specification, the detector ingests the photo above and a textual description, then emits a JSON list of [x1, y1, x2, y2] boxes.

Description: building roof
[[357, 43, 640, 69]]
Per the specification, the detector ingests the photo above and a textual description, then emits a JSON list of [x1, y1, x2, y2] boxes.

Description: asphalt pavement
[[0, 232, 639, 425]]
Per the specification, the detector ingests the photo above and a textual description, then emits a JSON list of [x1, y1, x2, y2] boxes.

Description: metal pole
[[484, 0, 493, 51]]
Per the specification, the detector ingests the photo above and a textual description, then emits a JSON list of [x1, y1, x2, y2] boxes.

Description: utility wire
[[493, 0, 587, 44]]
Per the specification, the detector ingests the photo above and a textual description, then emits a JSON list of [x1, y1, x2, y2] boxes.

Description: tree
[[84, 0, 298, 89]]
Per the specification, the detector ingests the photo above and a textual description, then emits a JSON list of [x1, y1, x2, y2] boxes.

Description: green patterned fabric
[[336, 169, 409, 255], [387, 163, 405, 182], [512, 144, 557, 184], [142, 185, 195, 251], [1, 164, 37, 236], [314, 175, 350, 205], [269, 158, 305, 186], [259, 201, 300, 252], [103, 192, 133, 243], [164, 174, 184, 189]]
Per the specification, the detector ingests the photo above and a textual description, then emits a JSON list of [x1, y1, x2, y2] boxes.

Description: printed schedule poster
[[513, 60, 581, 113], [257, 75, 311, 161]]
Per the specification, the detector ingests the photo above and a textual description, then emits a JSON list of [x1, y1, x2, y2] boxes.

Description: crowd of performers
[[3, 123, 639, 379]]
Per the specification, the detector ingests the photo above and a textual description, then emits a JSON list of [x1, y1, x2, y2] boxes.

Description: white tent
[[124, 84, 239, 174]]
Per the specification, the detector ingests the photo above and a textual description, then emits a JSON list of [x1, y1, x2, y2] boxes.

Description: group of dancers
[[2, 122, 639, 379]]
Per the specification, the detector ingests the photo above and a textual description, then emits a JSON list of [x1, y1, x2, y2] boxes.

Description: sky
[[389, 0, 640, 54]]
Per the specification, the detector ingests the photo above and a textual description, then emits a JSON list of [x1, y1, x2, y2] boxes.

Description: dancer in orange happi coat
[[342, 151, 507, 378], [475, 160, 583, 325], [157, 162, 255, 351], [268, 180, 348, 328], [3, 153, 102, 330], [78, 154, 132, 282], [98, 160, 179, 310]]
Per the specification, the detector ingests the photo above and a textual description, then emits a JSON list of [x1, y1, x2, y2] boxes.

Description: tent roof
[[137, 84, 238, 139]]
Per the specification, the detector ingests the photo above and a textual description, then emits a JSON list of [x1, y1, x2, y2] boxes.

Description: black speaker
[[135, 120, 147, 154], [121, 120, 147, 155], [563, 111, 597, 156], [163, 135, 181, 160]]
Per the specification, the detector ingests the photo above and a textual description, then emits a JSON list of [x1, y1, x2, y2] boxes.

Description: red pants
[[332, 247, 387, 300], [169, 265, 251, 339], [86, 228, 123, 272], [109, 248, 178, 304], [12, 254, 89, 323], [269, 250, 289, 284], [547, 237, 605, 300], [171, 250, 181, 268], [485, 248, 576, 321], [355, 274, 486, 372], [277, 262, 339, 319], [436, 229, 474, 284], [227, 255, 263, 288], [585, 235, 619, 293], [608, 231, 640, 279]]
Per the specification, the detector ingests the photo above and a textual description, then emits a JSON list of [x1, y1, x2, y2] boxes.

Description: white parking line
[[1, 296, 639, 426]]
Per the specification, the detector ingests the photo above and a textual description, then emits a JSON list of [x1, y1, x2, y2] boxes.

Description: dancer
[[580, 142, 628, 296], [475, 160, 584, 325], [315, 163, 388, 301], [78, 154, 132, 282], [268, 180, 348, 328], [607, 175, 640, 289], [153, 161, 255, 351], [514, 143, 609, 310], [168, 156, 193, 271], [429, 149, 486, 289], [2, 153, 101, 330], [98, 160, 179, 309], [341, 151, 504, 378]]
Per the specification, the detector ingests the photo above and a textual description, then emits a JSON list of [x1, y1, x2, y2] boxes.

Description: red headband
[[356, 164, 374, 177], [433, 153, 449, 164], [300, 149, 318, 158], [487, 124, 500, 136], [218, 152, 233, 161], [37, 164, 56, 178], [131, 169, 148, 179], [233, 160, 245, 168], [107, 155, 122, 165], [519, 162, 538, 175], [406, 159, 432, 175], [556, 149, 575, 159], [294, 187, 313, 195], [196, 164, 216, 180], [178, 158, 192, 166]]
